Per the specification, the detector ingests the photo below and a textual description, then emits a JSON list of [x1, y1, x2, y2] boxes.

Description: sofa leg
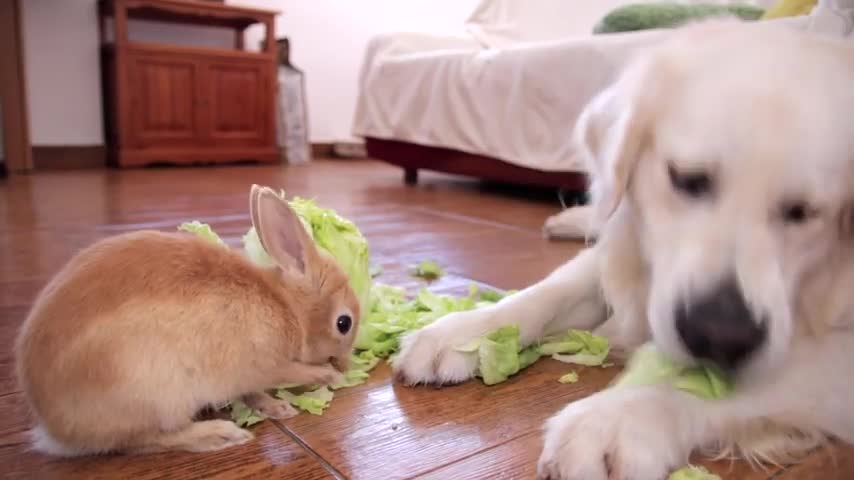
[[404, 168, 418, 185]]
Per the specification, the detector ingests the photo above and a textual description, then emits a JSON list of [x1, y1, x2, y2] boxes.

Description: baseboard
[[311, 142, 334, 158], [32, 143, 361, 169], [311, 142, 367, 159], [32, 146, 106, 170]]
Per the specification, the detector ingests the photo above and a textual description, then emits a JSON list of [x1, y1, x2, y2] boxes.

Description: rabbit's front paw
[[317, 367, 345, 387], [392, 310, 489, 385], [184, 420, 254, 452], [243, 392, 299, 420]]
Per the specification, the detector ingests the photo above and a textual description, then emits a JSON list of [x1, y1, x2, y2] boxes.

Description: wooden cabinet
[[98, 0, 280, 167], [127, 52, 199, 147]]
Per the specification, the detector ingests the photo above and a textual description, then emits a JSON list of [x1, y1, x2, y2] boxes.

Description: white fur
[[394, 20, 854, 480]]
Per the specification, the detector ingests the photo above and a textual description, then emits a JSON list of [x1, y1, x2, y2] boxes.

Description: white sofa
[[352, 0, 852, 188]]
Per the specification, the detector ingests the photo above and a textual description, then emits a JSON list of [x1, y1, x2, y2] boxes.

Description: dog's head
[[576, 20, 854, 379]]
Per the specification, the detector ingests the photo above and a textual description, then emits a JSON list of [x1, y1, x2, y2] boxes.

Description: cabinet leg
[[404, 168, 418, 185]]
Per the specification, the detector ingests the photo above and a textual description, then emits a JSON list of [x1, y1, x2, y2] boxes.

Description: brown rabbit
[[14, 184, 360, 456]]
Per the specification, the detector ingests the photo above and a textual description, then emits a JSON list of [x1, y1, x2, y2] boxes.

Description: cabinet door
[[127, 53, 201, 148], [201, 59, 273, 147]]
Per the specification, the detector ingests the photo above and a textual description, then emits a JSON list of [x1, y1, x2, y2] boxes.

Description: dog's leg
[[393, 247, 608, 385], [537, 333, 854, 480], [543, 205, 600, 241]]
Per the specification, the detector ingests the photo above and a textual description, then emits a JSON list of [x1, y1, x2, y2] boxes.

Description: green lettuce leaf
[[457, 326, 610, 385], [552, 351, 610, 367], [476, 325, 523, 385], [275, 386, 334, 415], [540, 329, 609, 355], [668, 465, 721, 480], [412, 260, 445, 280], [468, 284, 516, 303], [538, 329, 610, 367], [242, 226, 275, 267], [331, 350, 383, 390], [230, 400, 265, 428], [178, 221, 226, 246], [558, 371, 579, 384], [613, 344, 734, 400], [518, 346, 542, 369]]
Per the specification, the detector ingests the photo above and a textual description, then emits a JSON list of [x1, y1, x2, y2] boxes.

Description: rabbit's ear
[[250, 185, 318, 277], [250, 184, 264, 245]]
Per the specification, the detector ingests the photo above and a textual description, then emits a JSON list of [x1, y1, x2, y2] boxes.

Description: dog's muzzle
[[675, 278, 767, 371]]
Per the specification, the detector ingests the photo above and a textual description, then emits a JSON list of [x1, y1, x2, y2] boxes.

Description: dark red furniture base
[[364, 137, 588, 192]]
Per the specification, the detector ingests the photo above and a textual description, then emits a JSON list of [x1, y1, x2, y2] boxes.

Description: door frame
[[0, 0, 33, 173]]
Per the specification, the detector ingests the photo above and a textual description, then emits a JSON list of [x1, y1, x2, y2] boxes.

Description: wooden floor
[[1, 159, 851, 479]]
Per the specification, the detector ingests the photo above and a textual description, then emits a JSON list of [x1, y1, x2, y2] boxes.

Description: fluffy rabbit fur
[[14, 185, 360, 456]]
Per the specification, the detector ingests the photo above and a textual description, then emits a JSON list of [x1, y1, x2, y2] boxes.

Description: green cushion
[[593, 2, 766, 34]]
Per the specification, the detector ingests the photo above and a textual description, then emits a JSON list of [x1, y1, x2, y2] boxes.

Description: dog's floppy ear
[[838, 202, 854, 240], [573, 57, 662, 222]]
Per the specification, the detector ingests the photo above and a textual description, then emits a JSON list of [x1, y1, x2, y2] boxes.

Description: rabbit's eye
[[336, 314, 352, 335]]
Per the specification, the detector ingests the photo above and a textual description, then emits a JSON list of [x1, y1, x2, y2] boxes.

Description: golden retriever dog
[[392, 19, 854, 480]]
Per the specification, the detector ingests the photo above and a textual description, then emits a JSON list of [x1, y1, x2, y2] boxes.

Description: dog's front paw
[[538, 387, 697, 480], [543, 207, 597, 241], [392, 310, 490, 385]]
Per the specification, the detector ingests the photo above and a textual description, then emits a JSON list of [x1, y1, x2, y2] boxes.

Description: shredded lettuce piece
[[468, 284, 516, 303], [559, 371, 579, 384], [369, 264, 384, 278], [552, 351, 610, 367], [356, 284, 490, 358], [275, 386, 334, 415], [230, 400, 265, 428], [242, 226, 275, 267], [476, 325, 523, 385], [539, 329, 609, 356], [536, 329, 611, 367], [331, 351, 382, 389], [613, 344, 733, 400], [518, 346, 542, 369], [412, 260, 445, 280], [178, 221, 226, 246], [477, 288, 508, 303], [668, 465, 721, 480], [461, 326, 610, 385]]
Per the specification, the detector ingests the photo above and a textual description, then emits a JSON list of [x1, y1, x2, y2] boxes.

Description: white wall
[[229, 0, 480, 142], [21, 0, 480, 146], [22, 0, 104, 146]]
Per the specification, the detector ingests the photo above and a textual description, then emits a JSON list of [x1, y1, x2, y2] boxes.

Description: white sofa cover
[[352, 0, 847, 174]]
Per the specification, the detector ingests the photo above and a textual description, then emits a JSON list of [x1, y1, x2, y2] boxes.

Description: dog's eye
[[668, 164, 713, 198], [781, 201, 816, 225]]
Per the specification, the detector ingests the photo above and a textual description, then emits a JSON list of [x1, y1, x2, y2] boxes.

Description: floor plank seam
[[401, 432, 537, 480], [270, 420, 348, 480], [0, 441, 30, 450], [406, 205, 544, 237], [767, 466, 791, 479]]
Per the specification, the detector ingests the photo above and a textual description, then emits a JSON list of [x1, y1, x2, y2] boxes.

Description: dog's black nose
[[675, 280, 767, 371]]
